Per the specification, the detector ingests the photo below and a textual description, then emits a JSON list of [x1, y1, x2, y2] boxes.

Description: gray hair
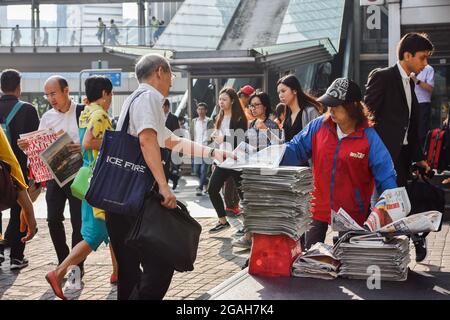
[[135, 53, 171, 83]]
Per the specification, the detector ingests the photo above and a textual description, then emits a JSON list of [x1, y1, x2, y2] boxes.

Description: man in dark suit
[[162, 99, 181, 189], [365, 32, 434, 262]]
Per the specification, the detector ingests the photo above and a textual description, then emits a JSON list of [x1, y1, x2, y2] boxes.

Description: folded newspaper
[[19, 129, 58, 183], [333, 231, 410, 281], [331, 187, 442, 235], [292, 243, 340, 280], [220, 142, 286, 170], [39, 132, 83, 187]]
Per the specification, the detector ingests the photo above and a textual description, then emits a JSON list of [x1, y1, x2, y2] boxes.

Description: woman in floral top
[[46, 76, 118, 300]]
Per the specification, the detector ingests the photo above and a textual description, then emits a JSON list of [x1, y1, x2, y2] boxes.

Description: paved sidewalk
[[1, 176, 449, 300]]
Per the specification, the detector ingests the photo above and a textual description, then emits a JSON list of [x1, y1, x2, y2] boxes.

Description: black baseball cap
[[317, 78, 362, 107]]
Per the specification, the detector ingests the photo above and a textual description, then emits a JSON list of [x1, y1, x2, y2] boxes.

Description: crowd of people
[[0, 32, 444, 300]]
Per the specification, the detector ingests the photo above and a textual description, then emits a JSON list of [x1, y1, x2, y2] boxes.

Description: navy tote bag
[[85, 91, 155, 215]]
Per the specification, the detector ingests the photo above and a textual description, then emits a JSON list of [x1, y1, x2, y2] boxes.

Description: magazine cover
[[19, 129, 58, 183], [39, 132, 83, 187]]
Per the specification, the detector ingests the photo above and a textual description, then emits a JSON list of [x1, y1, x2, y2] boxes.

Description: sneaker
[[10, 258, 29, 270], [196, 187, 203, 196], [233, 228, 246, 238], [232, 237, 252, 249], [225, 206, 241, 217], [413, 236, 427, 263], [209, 222, 230, 233]]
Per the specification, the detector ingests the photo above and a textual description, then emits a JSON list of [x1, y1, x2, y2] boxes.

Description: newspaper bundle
[[19, 129, 58, 183], [292, 243, 340, 279], [240, 165, 313, 240], [333, 232, 410, 281], [39, 132, 83, 187]]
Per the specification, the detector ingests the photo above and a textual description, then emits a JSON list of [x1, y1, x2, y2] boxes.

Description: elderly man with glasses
[[17, 75, 86, 276]]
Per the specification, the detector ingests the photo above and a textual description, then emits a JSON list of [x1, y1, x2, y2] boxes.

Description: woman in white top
[[208, 87, 248, 233]]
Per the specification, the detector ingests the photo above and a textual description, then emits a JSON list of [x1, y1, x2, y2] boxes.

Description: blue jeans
[[193, 157, 208, 190]]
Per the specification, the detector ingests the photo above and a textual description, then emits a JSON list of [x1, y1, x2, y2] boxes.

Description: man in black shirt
[[0, 69, 39, 269]]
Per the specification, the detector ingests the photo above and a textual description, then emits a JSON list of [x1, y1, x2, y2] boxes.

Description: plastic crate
[[248, 234, 302, 277]]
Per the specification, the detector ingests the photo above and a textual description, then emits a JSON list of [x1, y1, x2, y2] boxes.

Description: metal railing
[[0, 26, 166, 47]]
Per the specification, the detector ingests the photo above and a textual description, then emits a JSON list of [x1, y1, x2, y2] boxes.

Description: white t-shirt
[[39, 100, 80, 143], [336, 124, 349, 140], [116, 83, 172, 148], [218, 115, 231, 151], [194, 118, 208, 145]]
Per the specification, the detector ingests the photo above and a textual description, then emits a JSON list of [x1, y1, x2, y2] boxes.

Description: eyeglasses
[[249, 103, 263, 109], [43, 92, 58, 100]]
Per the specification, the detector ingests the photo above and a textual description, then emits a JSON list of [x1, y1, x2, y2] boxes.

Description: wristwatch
[[209, 148, 216, 158]]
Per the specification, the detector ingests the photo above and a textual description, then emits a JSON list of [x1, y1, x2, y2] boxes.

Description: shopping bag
[[85, 91, 154, 215]]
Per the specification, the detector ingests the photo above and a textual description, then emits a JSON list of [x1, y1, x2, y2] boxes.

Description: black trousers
[[0, 204, 26, 260], [304, 219, 348, 250], [45, 180, 83, 265], [394, 145, 413, 188], [208, 166, 243, 219], [105, 212, 175, 300]]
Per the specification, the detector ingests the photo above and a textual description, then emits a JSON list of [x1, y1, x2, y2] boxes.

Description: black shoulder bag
[[126, 190, 202, 272]]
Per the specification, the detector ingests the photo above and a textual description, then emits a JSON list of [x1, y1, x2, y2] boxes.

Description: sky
[[7, 4, 137, 21]]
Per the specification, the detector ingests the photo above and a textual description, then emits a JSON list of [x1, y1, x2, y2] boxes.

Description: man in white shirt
[[18, 76, 84, 272], [190, 102, 214, 195], [110, 53, 233, 300], [411, 64, 435, 147]]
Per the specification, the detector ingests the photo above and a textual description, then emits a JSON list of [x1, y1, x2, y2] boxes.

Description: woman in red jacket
[[280, 78, 397, 249]]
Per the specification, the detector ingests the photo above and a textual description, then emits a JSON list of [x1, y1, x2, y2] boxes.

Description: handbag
[[85, 90, 155, 215], [0, 160, 18, 211], [126, 192, 202, 272], [71, 150, 95, 201]]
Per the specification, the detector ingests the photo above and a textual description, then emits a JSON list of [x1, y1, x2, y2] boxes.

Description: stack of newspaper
[[292, 242, 340, 279], [333, 232, 410, 281], [240, 166, 313, 240]]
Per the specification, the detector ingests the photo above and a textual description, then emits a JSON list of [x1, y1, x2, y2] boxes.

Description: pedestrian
[[238, 85, 256, 123], [42, 27, 49, 46], [150, 16, 159, 44], [281, 78, 398, 250], [108, 19, 119, 45], [70, 30, 76, 46], [232, 90, 281, 249], [412, 64, 435, 148], [13, 25, 21, 46], [45, 76, 118, 300], [162, 99, 181, 190], [364, 32, 434, 262], [108, 53, 233, 300], [208, 87, 248, 233], [96, 17, 106, 44], [17, 75, 85, 272], [0, 69, 40, 270], [190, 102, 214, 196], [277, 74, 325, 143], [0, 126, 37, 253]]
